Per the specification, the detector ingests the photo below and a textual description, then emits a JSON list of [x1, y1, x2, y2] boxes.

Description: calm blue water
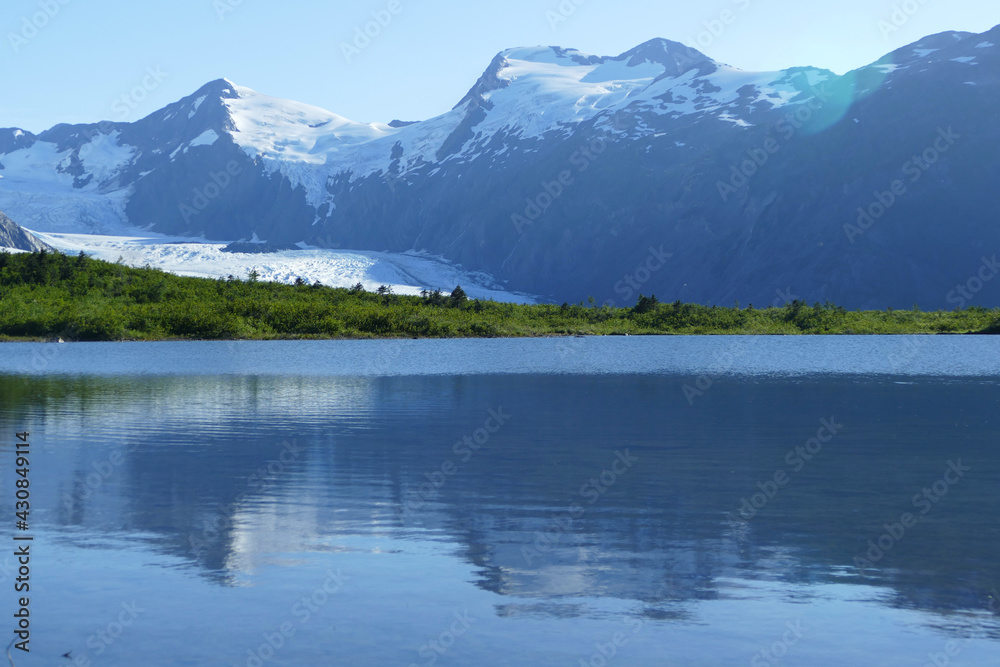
[[0, 337, 997, 666]]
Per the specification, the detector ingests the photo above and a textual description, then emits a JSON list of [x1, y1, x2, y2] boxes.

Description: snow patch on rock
[[185, 129, 220, 152]]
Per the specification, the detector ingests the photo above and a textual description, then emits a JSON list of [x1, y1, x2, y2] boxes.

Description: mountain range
[[2, 26, 999, 308]]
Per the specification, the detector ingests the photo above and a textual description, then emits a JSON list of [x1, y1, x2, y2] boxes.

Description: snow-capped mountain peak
[[221, 82, 398, 165], [616, 38, 715, 74]]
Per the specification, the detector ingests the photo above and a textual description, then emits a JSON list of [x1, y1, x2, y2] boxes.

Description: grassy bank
[[0, 251, 997, 341]]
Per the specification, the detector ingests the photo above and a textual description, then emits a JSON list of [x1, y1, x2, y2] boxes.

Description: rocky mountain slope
[[0, 210, 55, 252]]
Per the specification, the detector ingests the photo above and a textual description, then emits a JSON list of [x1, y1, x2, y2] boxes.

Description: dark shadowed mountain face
[[2, 29, 1000, 308], [0, 210, 54, 252]]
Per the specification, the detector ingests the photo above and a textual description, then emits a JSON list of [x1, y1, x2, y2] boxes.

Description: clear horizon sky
[[3, 0, 999, 133]]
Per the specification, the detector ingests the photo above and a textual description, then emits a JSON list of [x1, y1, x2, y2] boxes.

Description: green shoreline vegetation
[[0, 250, 997, 341]]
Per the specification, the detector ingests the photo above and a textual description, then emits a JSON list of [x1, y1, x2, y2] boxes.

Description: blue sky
[[3, 0, 999, 132]]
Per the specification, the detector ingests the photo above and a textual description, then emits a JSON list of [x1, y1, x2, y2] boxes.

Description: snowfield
[[29, 231, 540, 304]]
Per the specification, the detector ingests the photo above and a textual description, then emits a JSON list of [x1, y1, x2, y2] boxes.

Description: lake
[[0, 337, 998, 665]]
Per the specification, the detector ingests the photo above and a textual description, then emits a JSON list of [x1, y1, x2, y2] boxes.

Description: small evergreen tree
[[449, 285, 468, 307], [634, 294, 659, 314]]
